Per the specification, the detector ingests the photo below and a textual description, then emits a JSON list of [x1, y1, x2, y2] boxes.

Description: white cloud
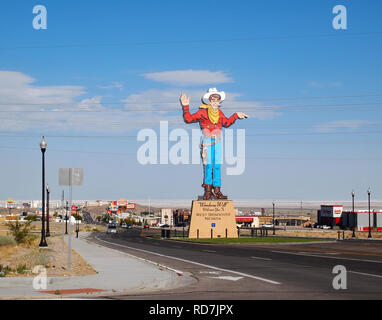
[[314, 120, 373, 133], [0, 71, 85, 106], [142, 70, 233, 86], [122, 89, 282, 122], [97, 82, 124, 90], [0, 71, 281, 133], [0, 71, 118, 132]]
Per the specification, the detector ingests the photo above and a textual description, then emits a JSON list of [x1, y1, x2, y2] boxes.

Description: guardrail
[[157, 226, 279, 239]]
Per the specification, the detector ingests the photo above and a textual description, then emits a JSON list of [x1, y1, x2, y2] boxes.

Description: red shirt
[[183, 105, 238, 137]]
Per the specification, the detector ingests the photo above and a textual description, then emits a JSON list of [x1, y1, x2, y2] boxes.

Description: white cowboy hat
[[202, 88, 226, 104]]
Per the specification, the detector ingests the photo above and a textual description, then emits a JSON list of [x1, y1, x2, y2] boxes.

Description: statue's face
[[209, 94, 221, 110]]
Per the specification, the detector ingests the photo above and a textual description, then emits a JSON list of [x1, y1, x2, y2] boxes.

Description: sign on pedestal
[[188, 200, 238, 238]]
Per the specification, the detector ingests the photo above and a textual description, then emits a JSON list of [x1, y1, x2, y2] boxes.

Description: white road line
[[202, 250, 216, 253], [251, 256, 272, 261], [298, 252, 338, 255], [271, 250, 382, 264], [349, 271, 382, 279], [86, 237, 184, 275], [94, 235, 280, 285]]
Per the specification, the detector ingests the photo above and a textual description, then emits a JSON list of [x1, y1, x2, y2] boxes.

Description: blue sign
[[211, 223, 216, 228]]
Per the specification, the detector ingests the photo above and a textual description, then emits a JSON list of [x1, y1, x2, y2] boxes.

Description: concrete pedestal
[[188, 200, 238, 239]]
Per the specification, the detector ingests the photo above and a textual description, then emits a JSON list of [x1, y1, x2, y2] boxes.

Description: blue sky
[[0, 0, 381, 203]]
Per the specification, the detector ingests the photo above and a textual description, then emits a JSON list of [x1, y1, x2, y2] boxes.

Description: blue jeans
[[203, 137, 222, 187]]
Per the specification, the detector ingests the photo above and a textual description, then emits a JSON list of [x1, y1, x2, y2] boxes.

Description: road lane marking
[[94, 235, 281, 285], [271, 250, 382, 264], [87, 237, 184, 276], [202, 250, 216, 253], [199, 271, 221, 274], [251, 256, 272, 261], [349, 271, 382, 279], [211, 276, 243, 281], [298, 252, 338, 255]]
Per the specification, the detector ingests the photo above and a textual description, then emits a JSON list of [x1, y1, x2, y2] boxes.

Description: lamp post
[[272, 201, 275, 235], [368, 188, 372, 239], [46, 185, 50, 237], [39, 136, 48, 247], [75, 214, 80, 238], [351, 191, 356, 238], [65, 200, 68, 234]]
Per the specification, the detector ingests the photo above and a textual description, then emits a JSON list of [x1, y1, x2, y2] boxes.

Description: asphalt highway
[[87, 228, 382, 299]]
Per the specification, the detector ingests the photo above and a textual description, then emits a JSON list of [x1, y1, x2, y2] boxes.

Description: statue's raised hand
[[180, 93, 190, 107], [237, 112, 248, 119]]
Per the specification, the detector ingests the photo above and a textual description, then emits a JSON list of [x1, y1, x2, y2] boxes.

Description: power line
[[1, 93, 381, 106], [1, 101, 382, 112], [1, 131, 382, 139], [1, 31, 381, 50], [0, 145, 380, 161]]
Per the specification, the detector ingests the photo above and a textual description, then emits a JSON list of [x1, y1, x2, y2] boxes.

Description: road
[[86, 228, 382, 299]]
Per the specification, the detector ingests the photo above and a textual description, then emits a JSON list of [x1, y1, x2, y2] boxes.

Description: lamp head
[[40, 136, 47, 151]]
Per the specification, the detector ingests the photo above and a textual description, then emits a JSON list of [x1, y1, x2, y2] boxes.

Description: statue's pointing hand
[[180, 93, 190, 107], [236, 112, 248, 119]]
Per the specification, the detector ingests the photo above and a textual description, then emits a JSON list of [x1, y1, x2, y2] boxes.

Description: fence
[[159, 226, 277, 239]]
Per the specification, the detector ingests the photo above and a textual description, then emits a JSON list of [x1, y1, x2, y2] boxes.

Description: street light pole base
[[39, 242, 48, 247]]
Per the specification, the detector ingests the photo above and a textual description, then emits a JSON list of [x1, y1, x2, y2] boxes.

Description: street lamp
[[46, 185, 50, 237], [75, 214, 80, 238], [351, 190, 356, 238], [39, 136, 48, 247], [368, 188, 372, 239], [272, 201, 275, 235], [65, 200, 68, 234]]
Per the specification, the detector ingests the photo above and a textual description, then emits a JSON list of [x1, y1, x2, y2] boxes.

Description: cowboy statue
[[180, 88, 248, 200]]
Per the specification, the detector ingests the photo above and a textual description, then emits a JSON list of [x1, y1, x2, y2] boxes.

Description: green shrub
[[16, 264, 27, 274], [0, 235, 16, 246], [25, 215, 37, 221], [0, 265, 13, 277], [5, 220, 32, 244]]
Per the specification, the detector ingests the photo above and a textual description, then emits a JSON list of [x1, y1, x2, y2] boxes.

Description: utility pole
[[62, 190, 65, 251]]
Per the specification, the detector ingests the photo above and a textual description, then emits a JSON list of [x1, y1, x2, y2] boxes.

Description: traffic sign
[[59, 168, 83, 186]]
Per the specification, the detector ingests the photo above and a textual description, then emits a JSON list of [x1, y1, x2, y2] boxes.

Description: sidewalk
[[0, 232, 195, 299]]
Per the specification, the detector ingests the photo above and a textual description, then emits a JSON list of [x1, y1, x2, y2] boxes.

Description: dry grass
[[0, 221, 99, 277]]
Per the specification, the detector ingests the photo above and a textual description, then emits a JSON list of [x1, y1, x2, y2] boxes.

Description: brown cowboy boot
[[203, 184, 213, 200], [213, 186, 228, 200]]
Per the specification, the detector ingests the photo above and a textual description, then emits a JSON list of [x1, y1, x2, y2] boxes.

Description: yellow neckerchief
[[199, 104, 220, 124]]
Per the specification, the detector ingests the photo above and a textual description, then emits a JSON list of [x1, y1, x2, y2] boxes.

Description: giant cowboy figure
[[180, 88, 248, 200]]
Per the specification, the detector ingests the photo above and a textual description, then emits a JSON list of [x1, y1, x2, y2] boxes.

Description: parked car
[[322, 225, 331, 229], [263, 223, 274, 228], [121, 223, 127, 228], [106, 224, 118, 234], [126, 224, 133, 229], [143, 224, 150, 229], [161, 224, 170, 228]]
